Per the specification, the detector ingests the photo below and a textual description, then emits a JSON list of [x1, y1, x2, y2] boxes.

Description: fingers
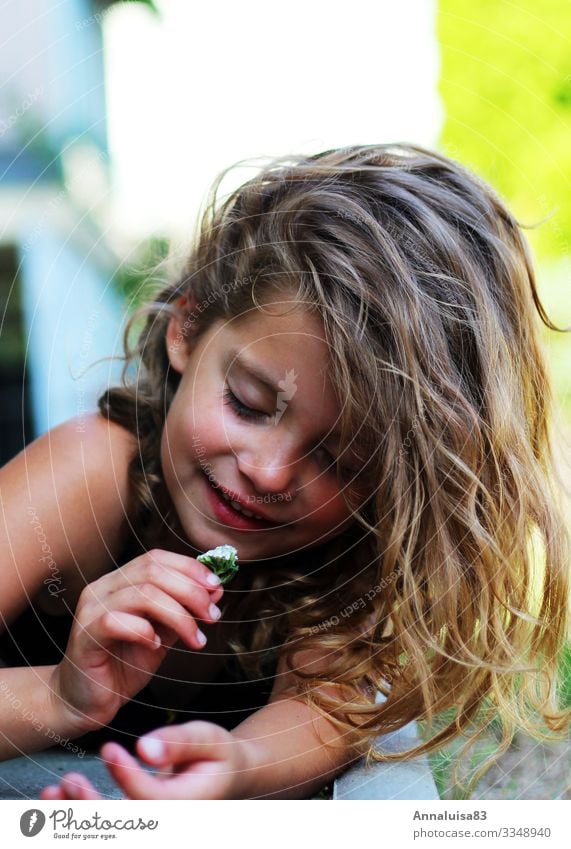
[[79, 550, 226, 653], [100, 742, 170, 800], [121, 560, 223, 626], [100, 741, 226, 800], [116, 549, 225, 599], [136, 721, 232, 767], [61, 772, 102, 800], [208, 583, 224, 607], [40, 784, 65, 800], [99, 585, 209, 651], [97, 611, 163, 650], [40, 773, 102, 800], [145, 549, 224, 592]]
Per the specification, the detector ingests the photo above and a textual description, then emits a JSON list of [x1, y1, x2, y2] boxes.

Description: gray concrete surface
[[0, 748, 126, 800], [334, 726, 439, 800], [334, 696, 440, 800]]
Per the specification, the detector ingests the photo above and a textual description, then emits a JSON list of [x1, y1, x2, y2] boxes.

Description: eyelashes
[[222, 387, 269, 421]]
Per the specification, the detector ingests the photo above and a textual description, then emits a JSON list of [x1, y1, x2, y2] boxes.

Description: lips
[[217, 488, 269, 520], [201, 471, 284, 529]]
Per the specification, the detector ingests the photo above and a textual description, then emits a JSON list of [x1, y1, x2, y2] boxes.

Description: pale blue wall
[[48, 0, 108, 154], [0, 0, 108, 160], [1, 0, 126, 438], [18, 231, 126, 436]]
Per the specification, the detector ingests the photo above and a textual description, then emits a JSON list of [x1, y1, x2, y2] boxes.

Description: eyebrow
[[229, 350, 279, 392], [228, 350, 343, 443]]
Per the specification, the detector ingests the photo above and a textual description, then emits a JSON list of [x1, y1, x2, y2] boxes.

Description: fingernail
[[206, 572, 221, 586], [196, 629, 207, 646], [139, 737, 165, 761], [209, 603, 221, 621]]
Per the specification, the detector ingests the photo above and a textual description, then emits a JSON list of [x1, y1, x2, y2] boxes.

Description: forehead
[[227, 299, 327, 353]]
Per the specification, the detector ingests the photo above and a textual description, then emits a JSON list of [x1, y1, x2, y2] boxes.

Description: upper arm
[[0, 412, 137, 631]]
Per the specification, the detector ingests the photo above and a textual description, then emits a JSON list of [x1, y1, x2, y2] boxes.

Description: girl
[[0, 143, 569, 800]]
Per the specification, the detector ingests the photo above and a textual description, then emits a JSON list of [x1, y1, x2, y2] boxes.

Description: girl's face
[[161, 293, 369, 562]]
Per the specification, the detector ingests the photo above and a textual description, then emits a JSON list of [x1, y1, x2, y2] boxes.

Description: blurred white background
[[103, 0, 442, 240]]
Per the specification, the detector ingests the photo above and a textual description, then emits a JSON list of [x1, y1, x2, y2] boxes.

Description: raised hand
[[50, 549, 224, 733]]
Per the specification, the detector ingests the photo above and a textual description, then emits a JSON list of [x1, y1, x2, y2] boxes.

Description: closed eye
[[222, 387, 270, 422]]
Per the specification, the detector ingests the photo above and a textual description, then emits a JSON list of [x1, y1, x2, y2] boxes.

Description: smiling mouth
[[201, 470, 285, 528], [217, 488, 267, 520]]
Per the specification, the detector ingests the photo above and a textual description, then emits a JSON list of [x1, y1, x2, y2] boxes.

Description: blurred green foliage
[[435, 1, 571, 800], [111, 234, 171, 356], [424, 642, 571, 799], [113, 235, 170, 310], [438, 0, 571, 427], [438, 0, 571, 260], [559, 642, 571, 710]]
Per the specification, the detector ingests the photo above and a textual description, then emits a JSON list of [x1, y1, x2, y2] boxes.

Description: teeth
[[219, 489, 265, 521]]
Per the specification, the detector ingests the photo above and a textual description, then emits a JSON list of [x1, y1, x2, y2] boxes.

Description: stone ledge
[[333, 694, 439, 800]]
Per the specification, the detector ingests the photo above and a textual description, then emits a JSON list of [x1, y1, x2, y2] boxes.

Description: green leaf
[[197, 545, 239, 585]]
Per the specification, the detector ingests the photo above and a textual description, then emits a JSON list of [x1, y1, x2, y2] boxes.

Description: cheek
[[176, 393, 231, 461], [310, 485, 355, 527], [160, 396, 195, 477], [160, 410, 182, 485]]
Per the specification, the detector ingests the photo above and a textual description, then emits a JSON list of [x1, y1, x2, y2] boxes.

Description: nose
[[237, 434, 303, 498]]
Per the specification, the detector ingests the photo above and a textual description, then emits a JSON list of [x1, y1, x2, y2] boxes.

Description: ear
[[165, 294, 199, 375]]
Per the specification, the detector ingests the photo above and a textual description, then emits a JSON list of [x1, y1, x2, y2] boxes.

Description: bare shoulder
[[0, 411, 139, 626], [69, 410, 140, 531]]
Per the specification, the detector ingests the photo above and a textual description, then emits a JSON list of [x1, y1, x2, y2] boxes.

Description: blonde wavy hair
[[98, 143, 571, 795]]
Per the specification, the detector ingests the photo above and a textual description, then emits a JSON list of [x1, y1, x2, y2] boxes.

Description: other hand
[[40, 721, 251, 800]]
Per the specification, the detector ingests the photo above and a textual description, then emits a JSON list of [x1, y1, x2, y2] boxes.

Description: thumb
[[136, 721, 232, 767]]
